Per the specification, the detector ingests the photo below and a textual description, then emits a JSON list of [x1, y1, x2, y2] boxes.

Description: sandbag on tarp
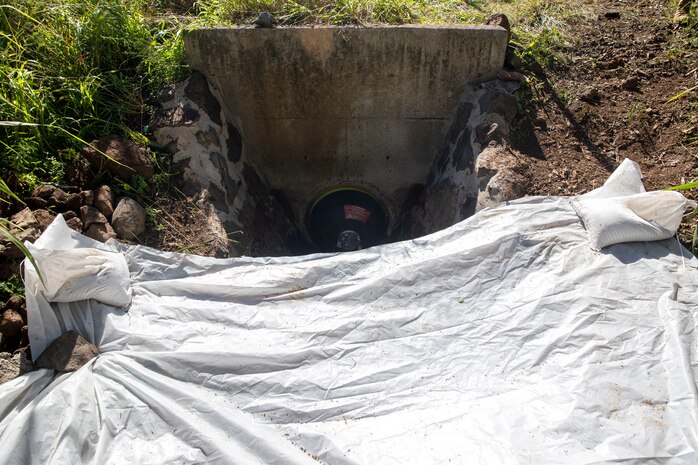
[[2, 160, 698, 464]]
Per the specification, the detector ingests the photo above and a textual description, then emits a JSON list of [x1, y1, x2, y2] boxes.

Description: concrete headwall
[[185, 26, 508, 229]]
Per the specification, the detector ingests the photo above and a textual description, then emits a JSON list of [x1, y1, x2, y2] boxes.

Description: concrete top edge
[[189, 24, 506, 32]]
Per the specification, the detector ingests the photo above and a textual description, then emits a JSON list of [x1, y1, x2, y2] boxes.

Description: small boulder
[[31, 184, 57, 199], [25, 197, 48, 210], [80, 136, 155, 181], [47, 189, 82, 212], [621, 76, 640, 92], [32, 209, 57, 232], [253, 11, 275, 28], [62, 210, 78, 221], [80, 205, 108, 230], [485, 13, 511, 42], [0, 350, 33, 384], [65, 217, 84, 233], [34, 331, 100, 373], [65, 156, 95, 188], [4, 295, 25, 325], [474, 112, 510, 145], [2, 208, 40, 257], [9, 207, 38, 230], [4, 295, 23, 312], [580, 87, 602, 105], [94, 185, 115, 219], [85, 222, 117, 242], [81, 190, 94, 206], [478, 88, 518, 124], [0, 309, 23, 339], [111, 197, 146, 240]]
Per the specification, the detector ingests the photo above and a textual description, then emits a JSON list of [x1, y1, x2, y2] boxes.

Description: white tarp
[[2, 159, 698, 464]]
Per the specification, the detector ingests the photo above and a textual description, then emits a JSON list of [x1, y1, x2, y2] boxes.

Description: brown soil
[[514, 0, 698, 240]]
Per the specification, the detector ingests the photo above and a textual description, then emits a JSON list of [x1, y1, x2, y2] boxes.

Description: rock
[[25, 196, 48, 209], [10, 207, 38, 230], [479, 88, 518, 124], [485, 13, 511, 42], [80, 136, 155, 182], [111, 197, 146, 240], [32, 184, 57, 199], [2, 208, 40, 257], [621, 76, 640, 91], [580, 87, 602, 104], [497, 69, 525, 82], [4, 296, 26, 326], [474, 114, 510, 147], [94, 185, 115, 219], [475, 146, 529, 211], [48, 188, 82, 212], [20, 325, 28, 347], [62, 185, 81, 194], [65, 217, 84, 233], [81, 190, 94, 206], [253, 11, 275, 29], [0, 310, 23, 338], [150, 105, 200, 129], [80, 205, 108, 229], [602, 57, 625, 70], [32, 209, 57, 232], [4, 295, 23, 312], [63, 210, 78, 221], [64, 155, 95, 187], [85, 222, 117, 242], [34, 331, 100, 373], [0, 350, 33, 385]]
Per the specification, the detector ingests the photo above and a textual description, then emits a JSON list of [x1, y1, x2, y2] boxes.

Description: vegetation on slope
[[0, 0, 573, 191]]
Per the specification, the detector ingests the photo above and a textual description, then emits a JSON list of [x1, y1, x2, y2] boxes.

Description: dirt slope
[[516, 0, 697, 209]]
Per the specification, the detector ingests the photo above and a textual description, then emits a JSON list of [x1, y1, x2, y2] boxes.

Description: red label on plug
[[344, 205, 371, 223]]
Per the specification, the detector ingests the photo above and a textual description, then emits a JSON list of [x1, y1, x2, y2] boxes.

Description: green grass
[[0, 0, 187, 188]]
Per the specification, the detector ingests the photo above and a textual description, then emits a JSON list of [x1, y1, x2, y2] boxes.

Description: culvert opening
[[307, 188, 387, 253], [153, 26, 524, 257]]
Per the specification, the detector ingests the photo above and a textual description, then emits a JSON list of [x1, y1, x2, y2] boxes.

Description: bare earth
[[515, 0, 698, 239]]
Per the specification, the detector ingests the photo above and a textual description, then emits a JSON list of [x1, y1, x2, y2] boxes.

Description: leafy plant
[[0, 275, 24, 299]]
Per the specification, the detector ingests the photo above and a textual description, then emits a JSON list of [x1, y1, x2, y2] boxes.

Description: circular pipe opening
[[307, 188, 387, 252]]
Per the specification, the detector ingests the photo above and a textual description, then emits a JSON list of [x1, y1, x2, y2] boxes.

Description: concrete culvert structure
[[152, 24, 529, 256]]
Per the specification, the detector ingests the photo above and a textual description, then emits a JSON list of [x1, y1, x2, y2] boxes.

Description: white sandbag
[[572, 190, 694, 250], [583, 158, 646, 198], [25, 235, 132, 308]]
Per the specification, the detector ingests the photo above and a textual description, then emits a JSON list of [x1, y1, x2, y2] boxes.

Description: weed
[[0, 275, 23, 299], [145, 206, 164, 232], [121, 175, 150, 197]]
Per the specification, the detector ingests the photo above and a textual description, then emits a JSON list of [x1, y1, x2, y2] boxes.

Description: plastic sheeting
[[2, 160, 698, 464]]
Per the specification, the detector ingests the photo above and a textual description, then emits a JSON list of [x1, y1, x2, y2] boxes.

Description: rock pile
[[0, 184, 146, 254], [0, 295, 32, 383], [0, 135, 152, 257]]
